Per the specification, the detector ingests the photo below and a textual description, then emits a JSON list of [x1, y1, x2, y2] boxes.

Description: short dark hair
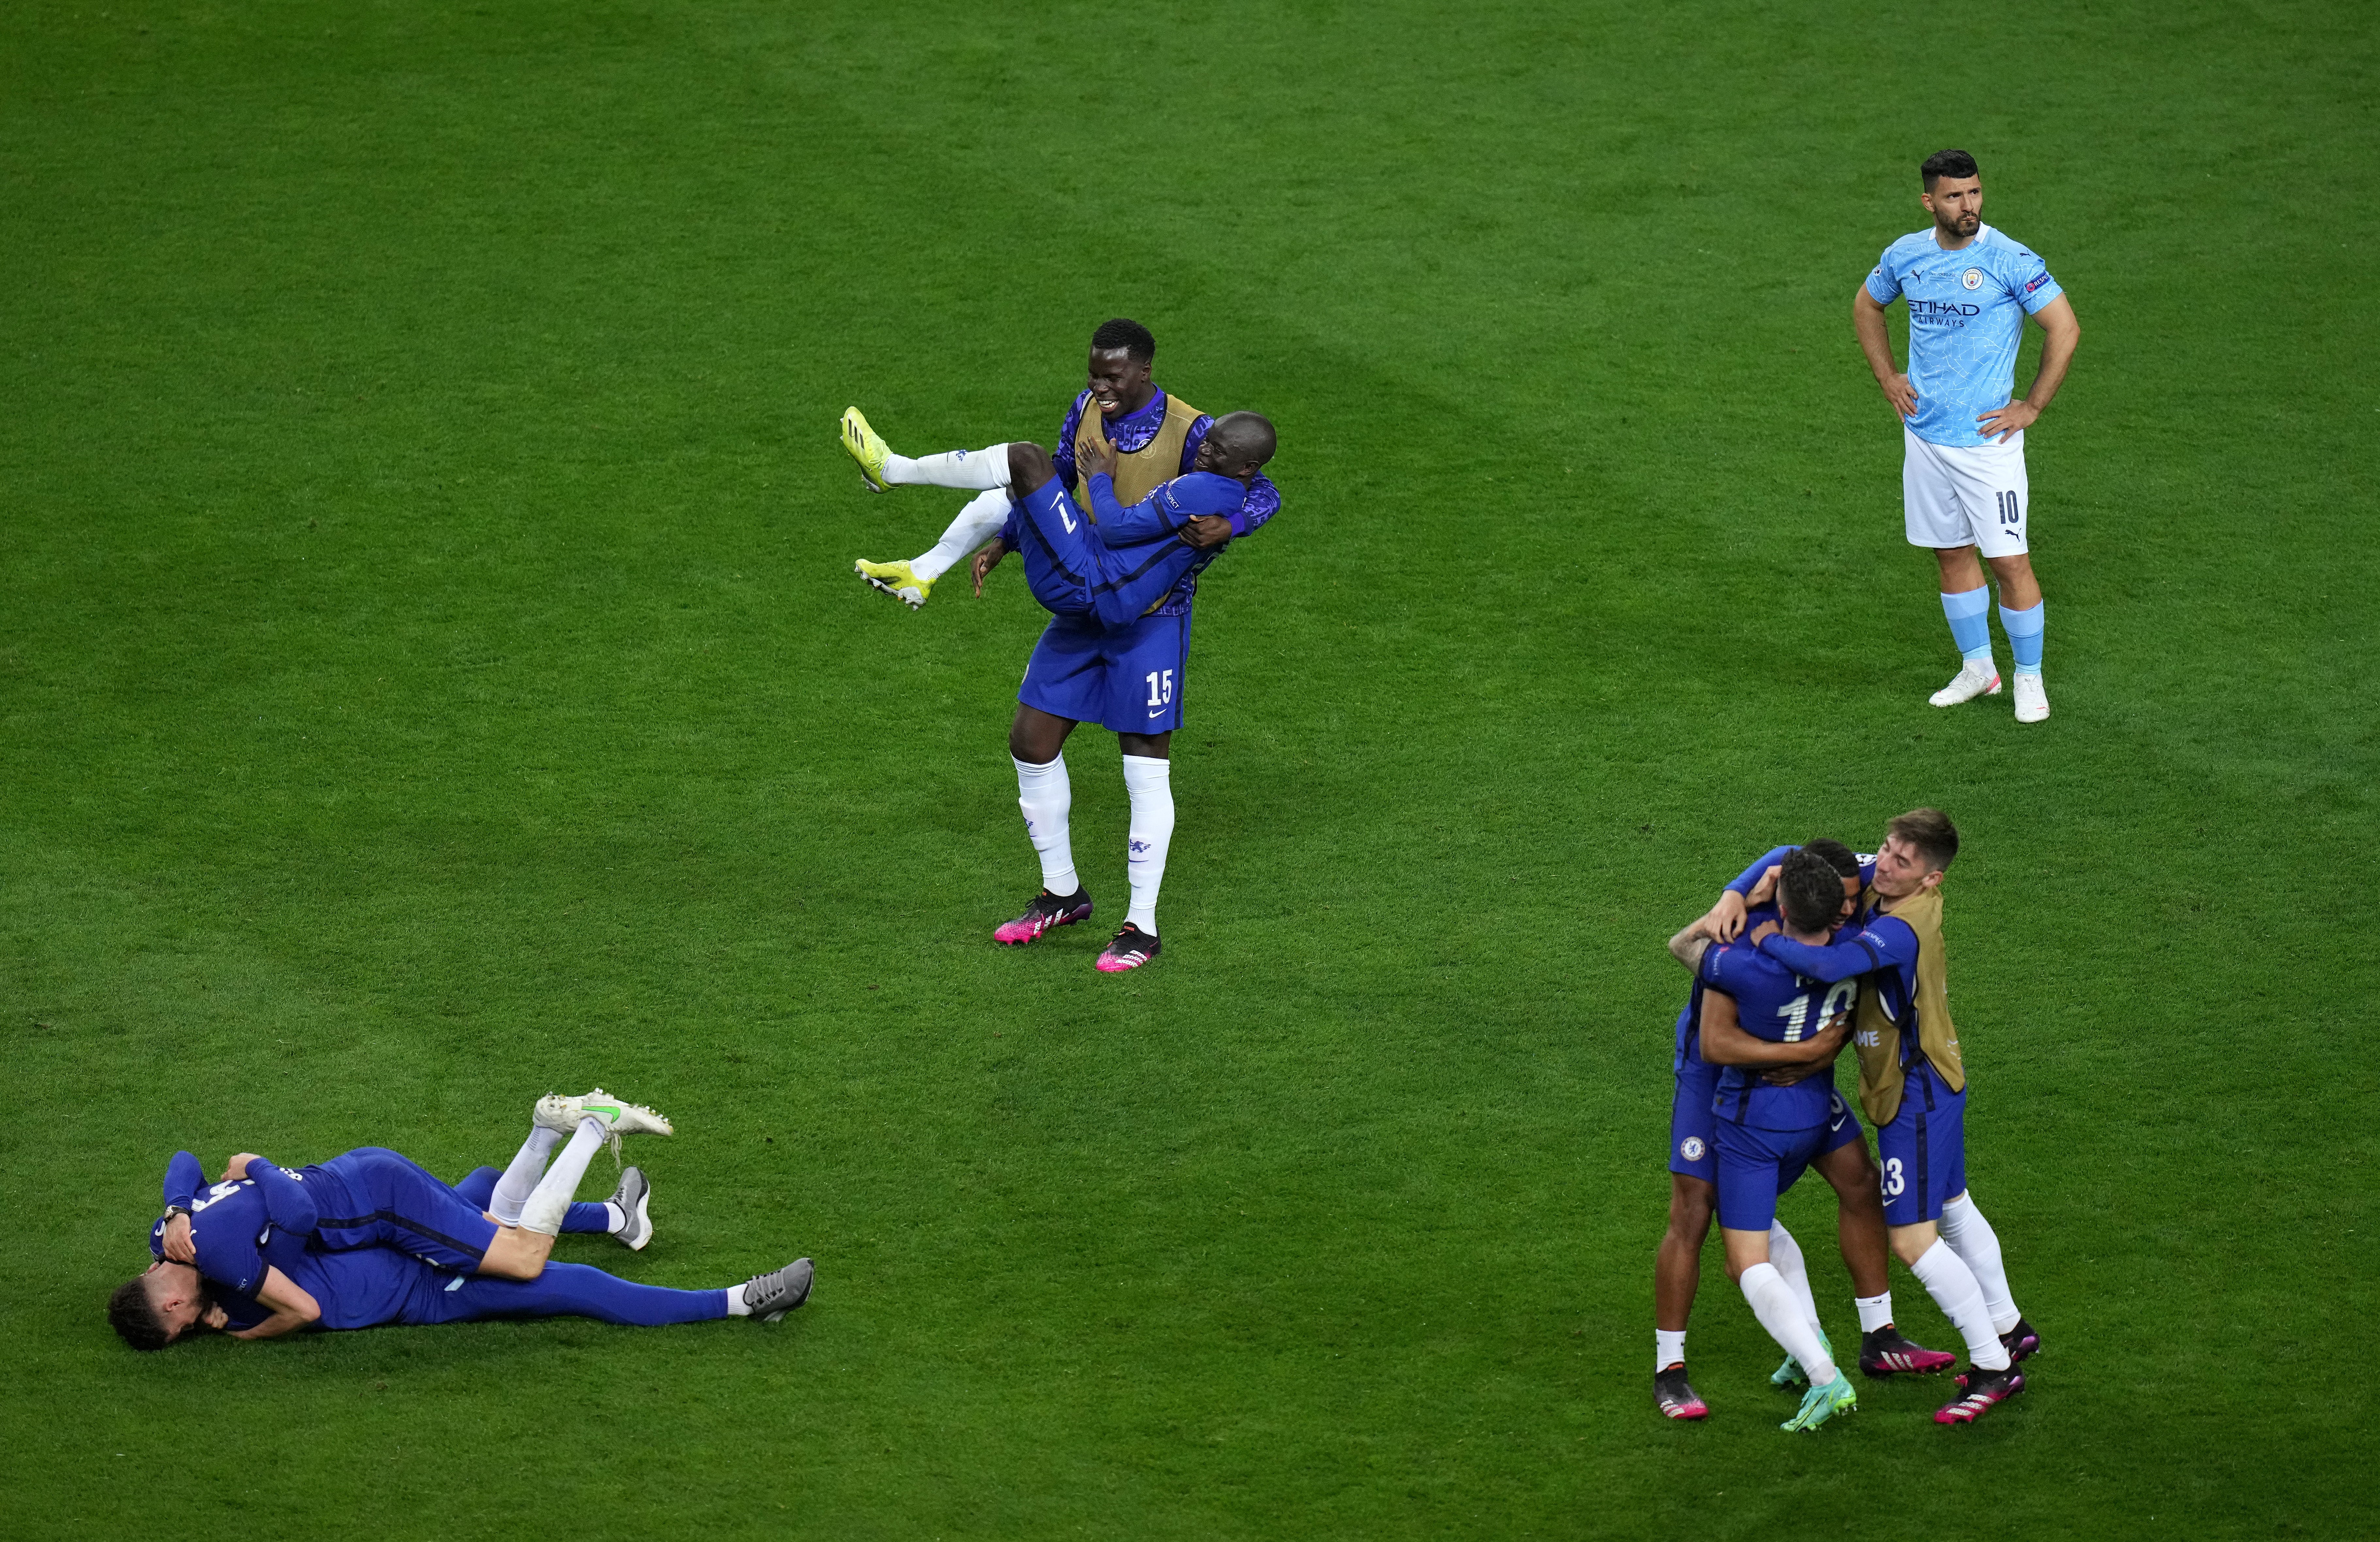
[[110, 1276, 171, 1351], [1887, 807, 1960, 872], [1803, 839, 1862, 881], [1922, 149, 1979, 189], [1778, 848, 1844, 933], [1089, 318, 1156, 364]]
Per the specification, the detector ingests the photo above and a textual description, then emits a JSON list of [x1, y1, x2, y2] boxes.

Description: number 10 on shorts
[[1996, 490, 2021, 526], [1145, 669, 1174, 708]]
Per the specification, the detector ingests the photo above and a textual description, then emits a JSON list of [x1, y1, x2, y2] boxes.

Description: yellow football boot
[[853, 557, 931, 610], [839, 407, 893, 492]]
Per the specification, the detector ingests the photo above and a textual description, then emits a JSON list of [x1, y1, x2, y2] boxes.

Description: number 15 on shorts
[[1145, 669, 1174, 708]]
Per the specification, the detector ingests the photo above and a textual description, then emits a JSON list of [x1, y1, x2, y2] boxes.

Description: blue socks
[[1998, 600, 2046, 675], [1939, 588, 1994, 662]]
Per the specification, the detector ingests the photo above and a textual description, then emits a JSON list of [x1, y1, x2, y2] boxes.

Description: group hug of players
[[1654, 810, 2041, 1429]]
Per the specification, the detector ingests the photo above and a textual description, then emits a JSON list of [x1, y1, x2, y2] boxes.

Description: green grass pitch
[[3, 0, 2372, 1535]]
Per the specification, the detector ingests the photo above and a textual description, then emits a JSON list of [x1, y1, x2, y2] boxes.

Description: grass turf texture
[[2, 0, 2372, 1534]]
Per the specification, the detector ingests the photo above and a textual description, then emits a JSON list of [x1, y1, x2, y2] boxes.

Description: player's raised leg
[[856, 487, 1015, 609], [839, 408, 1012, 495]]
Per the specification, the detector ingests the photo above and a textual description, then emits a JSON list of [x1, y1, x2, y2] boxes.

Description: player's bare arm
[[1697, 990, 1852, 1068], [228, 1266, 321, 1341], [159, 1210, 196, 1262], [1977, 295, 2080, 441], [1853, 287, 1918, 418], [1667, 922, 1712, 972]]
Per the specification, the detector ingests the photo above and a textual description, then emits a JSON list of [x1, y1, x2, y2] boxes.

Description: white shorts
[[1903, 426, 2029, 557]]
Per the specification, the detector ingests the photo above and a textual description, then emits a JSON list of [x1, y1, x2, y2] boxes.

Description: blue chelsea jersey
[[1866, 224, 2063, 448], [1698, 911, 1857, 1131]]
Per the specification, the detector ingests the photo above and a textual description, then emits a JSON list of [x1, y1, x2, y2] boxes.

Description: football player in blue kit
[[1748, 809, 2037, 1424], [1854, 149, 2081, 724], [110, 1092, 812, 1348], [1679, 849, 1883, 1432], [1652, 842, 1953, 1422]]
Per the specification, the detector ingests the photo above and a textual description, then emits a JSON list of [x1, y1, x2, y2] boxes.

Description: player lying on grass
[[114, 1090, 673, 1342], [1650, 839, 1953, 1422], [1661, 848, 1883, 1433], [110, 1095, 812, 1349], [1737, 809, 2037, 1425], [843, 317, 1251, 610]]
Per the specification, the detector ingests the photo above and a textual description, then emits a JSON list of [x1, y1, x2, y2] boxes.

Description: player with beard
[[1855, 149, 2080, 723]]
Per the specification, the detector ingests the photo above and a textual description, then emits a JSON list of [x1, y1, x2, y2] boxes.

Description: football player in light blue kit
[[1855, 148, 2081, 724]]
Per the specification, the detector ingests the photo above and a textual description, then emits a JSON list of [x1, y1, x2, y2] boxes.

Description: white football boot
[[534, 1088, 674, 1160], [1929, 658, 2002, 708], [2012, 674, 2049, 723]]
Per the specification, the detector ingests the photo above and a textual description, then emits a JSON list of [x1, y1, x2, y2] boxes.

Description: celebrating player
[[940, 417, 1276, 970], [1747, 809, 2039, 1424], [1652, 840, 1953, 1422], [1854, 149, 2081, 724], [113, 1089, 675, 1343], [843, 318, 1258, 609], [1669, 849, 1881, 1432]]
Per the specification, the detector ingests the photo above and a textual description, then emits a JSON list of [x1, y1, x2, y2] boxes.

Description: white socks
[[1910, 1239, 2012, 1371], [1121, 754, 1174, 933], [488, 1125, 564, 1225], [1013, 755, 1080, 896], [517, 1118, 605, 1238], [1855, 1292, 1895, 1334], [913, 487, 1015, 582], [1655, 1328, 1686, 1372], [1740, 1262, 1837, 1385], [1766, 1222, 1822, 1336], [883, 443, 1011, 491], [1939, 1192, 2023, 1334], [724, 1286, 752, 1317]]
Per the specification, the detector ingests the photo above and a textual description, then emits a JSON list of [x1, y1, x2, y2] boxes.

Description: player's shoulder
[[1878, 229, 1937, 265], [1978, 225, 2050, 268], [1159, 471, 1248, 514]]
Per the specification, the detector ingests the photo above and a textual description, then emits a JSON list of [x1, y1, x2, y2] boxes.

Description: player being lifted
[[1854, 149, 2080, 724], [841, 337, 1279, 970], [1730, 809, 2040, 1424], [844, 318, 1263, 609], [1651, 840, 1953, 1422], [1671, 849, 1877, 1432]]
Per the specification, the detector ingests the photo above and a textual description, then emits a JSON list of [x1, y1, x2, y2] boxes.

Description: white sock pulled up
[[1939, 1192, 2022, 1334], [1740, 1262, 1837, 1385], [884, 443, 1011, 491], [1855, 1292, 1895, 1334], [1767, 1221, 1821, 1335], [488, 1125, 565, 1225], [914, 487, 1015, 582], [1014, 755, 1080, 896], [517, 1118, 606, 1238], [1121, 754, 1174, 934], [1910, 1238, 2011, 1371]]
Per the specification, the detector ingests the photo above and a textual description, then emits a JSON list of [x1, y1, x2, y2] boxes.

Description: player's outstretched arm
[[1756, 915, 1916, 984], [1698, 991, 1853, 1068], [227, 1266, 320, 1341], [1853, 287, 1917, 419]]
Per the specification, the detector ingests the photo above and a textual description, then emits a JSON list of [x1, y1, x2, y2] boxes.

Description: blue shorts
[[1020, 609, 1193, 735], [1877, 1063, 1967, 1226], [306, 1148, 499, 1271], [1713, 1091, 1865, 1233], [1668, 1058, 1720, 1182]]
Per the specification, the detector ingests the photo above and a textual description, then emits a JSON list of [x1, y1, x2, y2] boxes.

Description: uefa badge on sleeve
[[1962, 268, 1983, 290]]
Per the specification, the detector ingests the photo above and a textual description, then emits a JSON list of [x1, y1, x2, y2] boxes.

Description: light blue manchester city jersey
[[1865, 224, 2062, 448]]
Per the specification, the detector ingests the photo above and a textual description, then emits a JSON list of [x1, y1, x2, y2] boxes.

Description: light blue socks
[[1998, 600, 2046, 675], [1940, 587, 1994, 662]]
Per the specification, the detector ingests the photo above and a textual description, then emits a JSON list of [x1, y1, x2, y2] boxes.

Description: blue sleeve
[[1865, 247, 1902, 305], [244, 1159, 319, 1235], [163, 1151, 204, 1213], [1054, 393, 1088, 494], [1179, 414, 1214, 474], [2014, 257, 2063, 314], [1725, 845, 1796, 897], [1757, 915, 1917, 984], [1085, 475, 1190, 546], [1230, 474, 1279, 538], [197, 1220, 269, 1298]]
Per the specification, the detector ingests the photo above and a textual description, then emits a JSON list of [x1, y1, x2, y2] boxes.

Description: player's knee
[[1006, 441, 1055, 490], [1887, 1227, 1933, 1266], [1667, 1180, 1715, 1236]]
